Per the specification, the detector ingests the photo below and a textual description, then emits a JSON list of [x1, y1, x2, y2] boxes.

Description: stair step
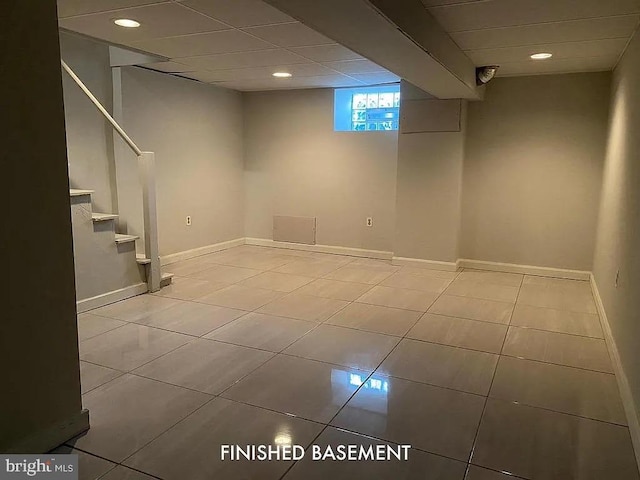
[[70, 189, 94, 197], [161, 272, 174, 288], [114, 233, 139, 245], [136, 254, 151, 265], [92, 212, 119, 222]]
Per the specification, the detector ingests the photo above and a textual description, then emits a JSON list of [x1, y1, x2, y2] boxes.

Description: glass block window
[[334, 84, 400, 132]]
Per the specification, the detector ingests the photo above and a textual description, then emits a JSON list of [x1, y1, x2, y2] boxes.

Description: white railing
[[61, 60, 161, 293]]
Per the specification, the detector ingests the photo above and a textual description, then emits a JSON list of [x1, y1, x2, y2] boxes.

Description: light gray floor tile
[[240, 271, 314, 292], [52, 446, 116, 480], [70, 374, 210, 462], [80, 361, 123, 394], [356, 285, 439, 312], [191, 264, 262, 283], [204, 312, 315, 352], [490, 356, 626, 425], [79, 324, 191, 371], [378, 339, 498, 395], [283, 324, 400, 371], [91, 295, 182, 322], [380, 272, 452, 293], [133, 339, 273, 394], [324, 264, 397, 285], [77, 313, 126, 342], [517, 283, 597, 313], [429, 295, 514, 325], [397, 266, 458, 280], [502, 326, 613, 372], [272, 258, 351, 277], [151, 275, 228, 301], [295, 278, 373, 301], [125, 397, 322, 480], [222, 355, 362, 423], [466, 465, 527, 480], [220, 253, 296, 270], [445, 279, 519, 303], [511, 303, 603, 338], [161, 258, 215, 277], [133, 301, 245, 337], [97, 466, 157, 480], [332, 376, 485, 461], [407, 314, 508, 354], [196, 284, 283, 311], [458, 270, 523, 287], [326, 302, 422, 336], [472, 399, 640, 480], [523, 275, 592, 293], [282, 426, 467, 480], [258, 293, 349, 322]]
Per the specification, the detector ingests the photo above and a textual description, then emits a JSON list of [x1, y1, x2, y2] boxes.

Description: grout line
[[466, 273, 524, 466]]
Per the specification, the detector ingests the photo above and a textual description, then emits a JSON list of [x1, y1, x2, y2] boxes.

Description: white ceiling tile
[[467, 37, 629, 65], [176, 49, 308, 70], [186, 63, 336, 82], [138, 60, 193, 72], [323, 59, 387, 74], [349, 72, 401, 85], [59, 3, 229, 43], [57, 0, 167, 18], [132, 29, 273, 57], [496, 55, 618, 76], [242, 22, 334, 47], [214, 74, 364, 91], [180, 0, 295, 27], [290, 44, 363, 62], [452, 15, 640, 50], [429, 0, 640, 33]]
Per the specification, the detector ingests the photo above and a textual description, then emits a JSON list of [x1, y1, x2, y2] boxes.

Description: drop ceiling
[[58, 0, 640, 92], [57, 0, 399, 91], [422, 0, 640, 76]]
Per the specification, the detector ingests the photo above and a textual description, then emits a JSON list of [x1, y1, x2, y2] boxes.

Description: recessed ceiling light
[[114, 18, 141, 28], [530, 52, 553, 60], [272, 72, 292, 78]]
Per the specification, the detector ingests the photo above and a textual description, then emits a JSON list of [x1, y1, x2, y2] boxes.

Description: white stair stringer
[[70, 190, 147, 304]]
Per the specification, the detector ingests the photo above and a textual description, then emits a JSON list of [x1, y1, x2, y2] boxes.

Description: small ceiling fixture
[[272, 72, 292, 78], [530, 52, 553, 60], [114, 18, 141, 28], [476, 65, 499, 85]]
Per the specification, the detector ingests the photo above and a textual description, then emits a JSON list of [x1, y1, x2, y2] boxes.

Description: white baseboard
[[160, 238, 245, 266], [6, 409, 89, 453], [458, 258, 591, 280], [392, 256, 459, 272], [245, 237, 393, 260], [77, 282, 148, 313], [590, 274, 640, 469]]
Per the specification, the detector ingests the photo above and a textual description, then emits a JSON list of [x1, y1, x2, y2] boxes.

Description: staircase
[[70, 189, 172, 312]]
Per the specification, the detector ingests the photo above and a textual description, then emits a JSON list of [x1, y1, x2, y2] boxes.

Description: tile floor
[[63, 245, 640, 480]]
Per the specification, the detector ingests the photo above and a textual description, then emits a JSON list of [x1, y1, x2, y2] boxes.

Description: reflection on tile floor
[[66, 246, 640, 480]]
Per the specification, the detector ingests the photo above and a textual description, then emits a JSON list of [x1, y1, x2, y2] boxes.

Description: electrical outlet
[[186, 215, 192, 226], [615, 269, 620, 288], [366, 217, 373, 227]]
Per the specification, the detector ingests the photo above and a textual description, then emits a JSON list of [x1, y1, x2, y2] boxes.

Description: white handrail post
[[138, 152, 161, 292]]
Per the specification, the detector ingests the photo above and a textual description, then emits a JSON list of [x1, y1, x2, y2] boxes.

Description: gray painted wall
[[60, 32, 116, 214], [394, 81, 466, 263], [461, 73, 611, 270], [121, 67, 245, 257], [3, 0, 84, 451], [243, 88, 398, 252], [593, 29, 640, 429]]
